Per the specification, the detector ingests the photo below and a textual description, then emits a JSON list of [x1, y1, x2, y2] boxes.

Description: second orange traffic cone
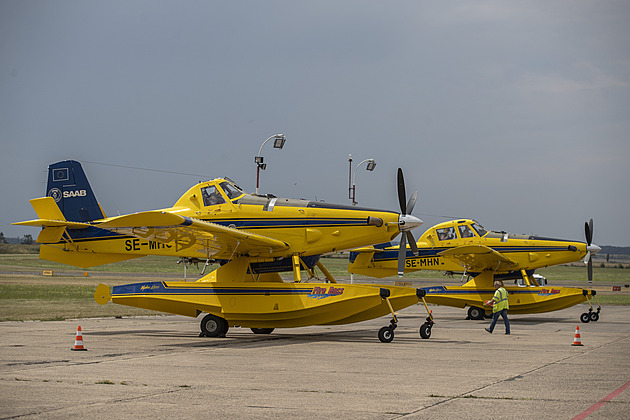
[[571, 326, 583, 346], [71, 326, 87, 351]]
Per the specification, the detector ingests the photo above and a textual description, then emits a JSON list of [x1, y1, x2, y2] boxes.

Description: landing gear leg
[[378, 288, 398, 343], [581, 290, 601, 323], [416, 289, 434, 339]]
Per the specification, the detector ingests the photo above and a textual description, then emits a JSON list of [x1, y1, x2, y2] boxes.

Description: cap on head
[[494, 281, 502, 287]]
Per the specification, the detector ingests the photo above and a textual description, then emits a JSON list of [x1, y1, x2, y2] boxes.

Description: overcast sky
[[2, 1, 629, 246]]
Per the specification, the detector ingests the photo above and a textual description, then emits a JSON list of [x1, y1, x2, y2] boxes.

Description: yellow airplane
[[16, 160, 434, 342], [348, 218, 602, 323]]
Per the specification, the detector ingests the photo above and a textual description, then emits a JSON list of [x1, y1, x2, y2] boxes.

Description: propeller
[[583, 218, 601, 285], [396, 168, 423, 277]]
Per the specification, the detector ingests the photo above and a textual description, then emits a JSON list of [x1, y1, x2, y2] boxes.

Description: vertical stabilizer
[[46, 160, 105, 222]]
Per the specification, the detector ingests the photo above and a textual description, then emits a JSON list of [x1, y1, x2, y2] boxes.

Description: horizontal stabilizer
[[13, 197, 91, 230]]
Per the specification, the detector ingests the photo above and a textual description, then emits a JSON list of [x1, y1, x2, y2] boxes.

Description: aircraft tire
[[468, 306, 485, 321], [419, 323, 432, 339], [378, 326, 394, 343], [201, 314, 229, 337], [251, 328, 275, 334], [590, 312, 599, 322], [580, 313, 591, 323]]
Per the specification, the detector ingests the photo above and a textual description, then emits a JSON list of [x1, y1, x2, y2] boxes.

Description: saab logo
[[47, 188, 62, 203], [538, 288, 561, 296], [63, 190, 87, 198], [308, 286, 344, 299]]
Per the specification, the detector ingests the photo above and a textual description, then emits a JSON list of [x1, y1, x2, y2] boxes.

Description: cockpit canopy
[[433, 220, 488, 241], [200, 179, 245, 206]]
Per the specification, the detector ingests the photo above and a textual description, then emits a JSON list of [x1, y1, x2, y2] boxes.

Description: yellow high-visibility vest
[[492, 287, 509, 313]]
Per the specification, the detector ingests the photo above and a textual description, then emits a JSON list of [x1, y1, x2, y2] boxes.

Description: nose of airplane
[[588, 244, 601, 254], [399, 214, 423, 231]]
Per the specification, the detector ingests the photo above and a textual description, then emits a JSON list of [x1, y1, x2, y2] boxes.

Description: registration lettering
[[125, 239, 172, 251], [405, 257, 440, 268]]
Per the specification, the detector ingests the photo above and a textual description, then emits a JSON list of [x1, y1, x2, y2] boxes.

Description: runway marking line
[[571, 380, 630, 420]]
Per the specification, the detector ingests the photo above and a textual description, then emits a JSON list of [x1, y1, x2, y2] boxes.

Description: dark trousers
[[488, 309, 510, 334]]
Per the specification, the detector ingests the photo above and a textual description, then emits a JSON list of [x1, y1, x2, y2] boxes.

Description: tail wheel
[[200, 314, 229, 337], [378, 326, 395, 343]]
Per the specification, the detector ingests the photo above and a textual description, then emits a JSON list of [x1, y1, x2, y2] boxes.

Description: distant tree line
[[601, 246, 630, 256], [0, 232, 34, 245]]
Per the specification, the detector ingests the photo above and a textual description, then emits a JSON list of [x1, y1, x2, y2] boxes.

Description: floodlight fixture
[[273, 135, 286, 149]]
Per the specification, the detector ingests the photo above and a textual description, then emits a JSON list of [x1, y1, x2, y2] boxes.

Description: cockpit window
[[471, 223, 487, 237], [201, 185, 225, 206], [436, 227, 457, 241], [458, 225, 476, 238], [220, 181, 243, 200]]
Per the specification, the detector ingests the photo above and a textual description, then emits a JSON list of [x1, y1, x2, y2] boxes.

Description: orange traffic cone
[[571, 326, 583, 346], [71, 326, 87, 351]]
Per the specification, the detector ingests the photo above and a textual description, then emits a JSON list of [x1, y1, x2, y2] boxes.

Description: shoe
[[485, 328, 492, 334], [505, 332, 510, 335]]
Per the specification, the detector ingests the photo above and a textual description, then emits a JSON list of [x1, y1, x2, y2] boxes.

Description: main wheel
[[419, 323, 432, 339], [201, 314, 229, 337], [251, 328, 275, 334], [580, 312, 591, 323], [468, 306, 485, 320], [378, 326, 394, 343], [589, 312, 599, 322]]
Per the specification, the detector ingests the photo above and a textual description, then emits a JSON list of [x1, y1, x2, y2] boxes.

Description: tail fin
[[47, 160, 105, 222]]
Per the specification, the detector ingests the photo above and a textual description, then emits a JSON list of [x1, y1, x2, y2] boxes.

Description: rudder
[[46, 160, 105, 222]]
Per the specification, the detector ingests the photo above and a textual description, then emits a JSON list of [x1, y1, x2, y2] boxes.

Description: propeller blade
[[588, 258, 593, 285], [585, 218, 593, 246], [583, 251, 591, 264], [406, 190, 418, 215], [397, 233, 407, 277], [406, 231, 419, 256], [397, 168, 407, 215]]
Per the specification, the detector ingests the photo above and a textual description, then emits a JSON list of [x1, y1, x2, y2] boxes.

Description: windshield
[[220, 181, 244, 200], [471, 222, 487, 237]]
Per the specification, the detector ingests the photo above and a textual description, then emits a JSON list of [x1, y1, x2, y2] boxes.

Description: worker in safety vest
[[485, 280, 510, 334]]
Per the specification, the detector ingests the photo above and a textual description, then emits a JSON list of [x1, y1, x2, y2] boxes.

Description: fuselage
[[349, 219, 593, 278], [39, 177, 403, 267]]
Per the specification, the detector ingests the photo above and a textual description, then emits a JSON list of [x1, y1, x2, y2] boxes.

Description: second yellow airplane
[[349, 218, 602, 323]]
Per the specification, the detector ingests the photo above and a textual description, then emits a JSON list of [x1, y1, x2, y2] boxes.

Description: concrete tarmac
[[1, 304, 629, 419]]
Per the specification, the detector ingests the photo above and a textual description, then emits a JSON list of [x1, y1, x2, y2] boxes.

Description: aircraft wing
[[98, 211, 289, 258], [438, 245, 519, 272]]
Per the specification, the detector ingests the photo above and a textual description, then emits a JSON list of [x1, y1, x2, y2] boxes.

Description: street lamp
[[348, 155, 376, 206], [255, 134, 286, 195]]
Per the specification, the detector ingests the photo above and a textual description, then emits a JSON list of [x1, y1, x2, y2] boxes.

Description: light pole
[[348, 155, 376, 206], [255, 134, 286, 195]]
